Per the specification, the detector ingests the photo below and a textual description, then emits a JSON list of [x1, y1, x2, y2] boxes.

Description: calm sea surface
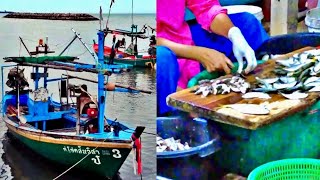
[[0, 13, 156, 180]]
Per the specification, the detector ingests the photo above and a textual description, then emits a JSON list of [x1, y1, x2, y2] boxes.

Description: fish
[[194, 76, 249, 96], [156, 145, 167, 153], [298, 67, 312, 82], [194, 86, 207, 95], [280, 91, 308, 99], [273, 81, 297, 90], [240, 86, 247, 94], [252, 87, 278, 93], [283, 63, 308, 72], [242, 92, 271, 99], [202, 88, 210, 97], [309, 86, 320, 92], [230, 86, 240, 92], [156, 136, 192, 152], [279, 76, 296, 84], [304, 76, 320, 86], [164, 137, 178, 151], [184, 142, 191, 150], [313, 61, 320, 73], [304, 81, 320, 87], [276, 58, 296, 67], [223, 104, 270, 115], [258, 77, 279, 84], [256, 77, 273, 89], [220, 84, 231, 94]]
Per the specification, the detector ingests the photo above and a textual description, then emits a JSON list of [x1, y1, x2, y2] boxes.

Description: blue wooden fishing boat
[[1, 21, 149, 179]]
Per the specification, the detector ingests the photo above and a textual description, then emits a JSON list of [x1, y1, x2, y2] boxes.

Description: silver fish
[[256, 77, 273, 89], [242, 92, 271, 99], [273, 81, 297, 90], [258, 77, 279, 84], [304, 76, 320, 86], [304, 81, 320, 87], [276, 58, 297, 67], [279, 76, 296, 84], [309, 86, 320, 92], [195, 86, 206, 95], [202, 89, 210, 97], [313, 61, 320, 73], [283, 63, 308, 72], [280, 91, 308, 99]]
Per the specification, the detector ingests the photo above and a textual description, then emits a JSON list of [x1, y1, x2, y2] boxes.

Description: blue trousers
[[157, 12, 269, 115]]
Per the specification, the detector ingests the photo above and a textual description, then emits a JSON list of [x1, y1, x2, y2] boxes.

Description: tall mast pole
[[131, 0, 134, 44], [97, 30, 106, 133]]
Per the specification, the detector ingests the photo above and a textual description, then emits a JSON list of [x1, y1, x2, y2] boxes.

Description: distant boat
[[93, 37, 156, 68], [93, 0, 156, 69], [0, 10, 14, 14]]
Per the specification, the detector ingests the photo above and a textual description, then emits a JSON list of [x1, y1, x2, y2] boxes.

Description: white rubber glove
[[228, 27, 257, 74]]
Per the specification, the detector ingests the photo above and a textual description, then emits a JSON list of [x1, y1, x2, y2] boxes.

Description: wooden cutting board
[[167, 47, 320, 130]]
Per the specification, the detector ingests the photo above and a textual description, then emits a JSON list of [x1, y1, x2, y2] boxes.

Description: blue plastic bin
[[157, 116, 221, 179]]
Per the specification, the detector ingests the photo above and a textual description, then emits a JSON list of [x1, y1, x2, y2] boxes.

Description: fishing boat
[[92, 31, 156, 68], [92, 0, 156, 68], [1, 26, 149, 179]]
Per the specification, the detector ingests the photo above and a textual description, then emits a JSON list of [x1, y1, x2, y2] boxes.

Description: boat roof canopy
[[105, 28, 148, 39]]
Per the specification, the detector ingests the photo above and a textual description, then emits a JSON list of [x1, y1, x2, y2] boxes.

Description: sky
[[0, 0, 155, 14]]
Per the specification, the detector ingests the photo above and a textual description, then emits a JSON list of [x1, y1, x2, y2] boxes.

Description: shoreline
[[3, 12, 99, 21]]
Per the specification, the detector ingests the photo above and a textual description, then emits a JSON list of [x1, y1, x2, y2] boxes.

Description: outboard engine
[[6, 67, 29, 90]]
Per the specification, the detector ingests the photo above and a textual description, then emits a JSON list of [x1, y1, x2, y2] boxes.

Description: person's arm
[[157, 37, 233, 73], [156, 0, 232, 74], [209, 13, 234, 37], [187, 0, 257, 74]]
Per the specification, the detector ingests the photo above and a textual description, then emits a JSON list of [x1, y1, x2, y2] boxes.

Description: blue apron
[[157, 12, 269, 116]]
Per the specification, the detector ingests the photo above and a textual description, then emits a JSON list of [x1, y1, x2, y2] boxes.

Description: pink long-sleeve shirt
[[157, 0, 227, 89]]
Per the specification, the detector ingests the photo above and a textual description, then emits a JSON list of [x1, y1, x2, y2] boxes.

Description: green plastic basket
[[248, 158, 320, 180]]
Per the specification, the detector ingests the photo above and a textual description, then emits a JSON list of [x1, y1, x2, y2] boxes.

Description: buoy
[[105, 83, 116, 91]]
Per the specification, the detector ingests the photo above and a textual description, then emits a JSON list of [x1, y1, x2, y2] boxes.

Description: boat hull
[[5, 122, 132, 179], [106, 57, 156, 68]]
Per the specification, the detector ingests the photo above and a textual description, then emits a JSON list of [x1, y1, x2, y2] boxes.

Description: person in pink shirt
[[157, 0, 269, 115]]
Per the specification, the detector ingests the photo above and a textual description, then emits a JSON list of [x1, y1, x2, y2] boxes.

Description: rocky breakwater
[[3, 12, 99, 21]]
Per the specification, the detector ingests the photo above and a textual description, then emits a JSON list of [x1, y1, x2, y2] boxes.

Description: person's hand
[[196, 47, 234, 74], [228, 27, 257, 74]]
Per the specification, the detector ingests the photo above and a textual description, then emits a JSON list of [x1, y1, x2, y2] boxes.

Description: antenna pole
[[59, 35, 77, 56], [19, 37, 32, 57], [71, 28, 98, 63]]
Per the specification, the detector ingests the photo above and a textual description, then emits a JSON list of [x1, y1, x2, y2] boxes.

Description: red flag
[[135, 138, 142, 175], [131, 133, 142, 175]]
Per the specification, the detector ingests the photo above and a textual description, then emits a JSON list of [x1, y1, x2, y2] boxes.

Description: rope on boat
[[52, 132, 113, 180], [19, 37, 75, 51]]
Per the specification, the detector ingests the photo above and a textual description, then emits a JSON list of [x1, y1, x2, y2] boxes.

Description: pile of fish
[[156, 136, 191, 152], [252, 49, 320, 99], [193, 50, 320, 100], [193, 76, 250, 97]]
